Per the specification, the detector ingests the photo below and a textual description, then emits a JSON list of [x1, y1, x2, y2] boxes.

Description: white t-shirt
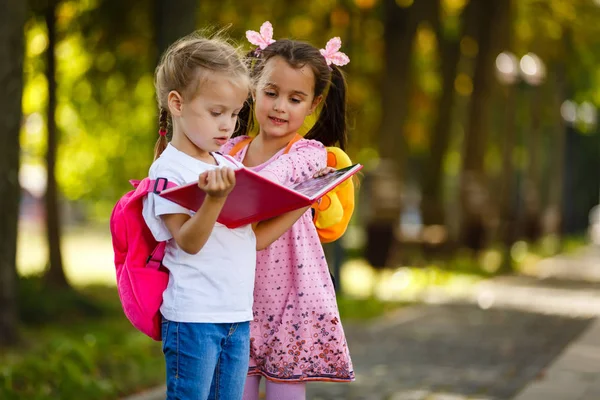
[[142, 144, 256, 323]]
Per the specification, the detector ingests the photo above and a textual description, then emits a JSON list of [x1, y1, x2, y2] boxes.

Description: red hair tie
[[158, 129, 167, 137]]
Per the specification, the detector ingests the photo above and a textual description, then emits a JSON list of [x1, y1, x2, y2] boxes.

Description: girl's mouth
[[269, 116, 287, 125], [214, 137, 228, 146]]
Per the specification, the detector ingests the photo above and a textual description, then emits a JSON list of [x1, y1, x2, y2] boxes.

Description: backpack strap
[[228, 137, 253, 157], [131, 177, 176, 270], [130, 177, 174, 194], [283, 134, 303, 154], [228, 134, 304, 157], [147, 242, 167, 271]]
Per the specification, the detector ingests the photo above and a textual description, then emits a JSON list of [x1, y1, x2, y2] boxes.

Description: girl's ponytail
[[154, 108, 169, 160], [233, 50, 261, 138], [305, 66, 348, 150], [234, 96, 254, 138]]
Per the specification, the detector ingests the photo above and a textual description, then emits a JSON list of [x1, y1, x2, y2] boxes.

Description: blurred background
[[4, 0, 600, 399]]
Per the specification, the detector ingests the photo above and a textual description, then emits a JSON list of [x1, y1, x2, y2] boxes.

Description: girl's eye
[[210, 111, 222, 117], [291, 98, 301, 104], [265, 91, 276, 97]]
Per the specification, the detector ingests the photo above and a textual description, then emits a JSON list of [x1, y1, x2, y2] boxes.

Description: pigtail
[[233, 49, 262, 138], [305, 66, 348, 150], [154, 108, 169, 160], [233, 95, 254, 138]]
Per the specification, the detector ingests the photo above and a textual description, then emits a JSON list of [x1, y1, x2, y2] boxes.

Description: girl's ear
[[168, 90, 184, 116], [308, 94, 323, 115]]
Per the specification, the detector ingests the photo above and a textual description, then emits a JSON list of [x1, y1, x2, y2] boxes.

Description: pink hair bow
[[320, 37, 350, 67], [246, 21, 275, 50]]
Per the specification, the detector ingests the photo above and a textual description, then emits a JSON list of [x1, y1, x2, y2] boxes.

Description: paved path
[[307, 303, 591, 399], [510, 246, 600, 400], [514, 319, 600, 400], [123, 247, 600, 400]]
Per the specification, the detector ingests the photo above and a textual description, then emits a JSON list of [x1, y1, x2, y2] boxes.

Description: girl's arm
[[252, 165, 335, 249], [162, 168, 235, 255], [251, 141, 329, 250], [253, 206, 311, 250], [258, 140, 327, 186]]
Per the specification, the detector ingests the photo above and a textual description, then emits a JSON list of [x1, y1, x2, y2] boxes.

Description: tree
[[421, 0, 476, 229], [372, 0, 431, 256], [155, 0, 198, 56], [43, 0, 69, 288], [378, 0, 428, 163], [0, 0, 27, 346], [459, 0, 509, 251]]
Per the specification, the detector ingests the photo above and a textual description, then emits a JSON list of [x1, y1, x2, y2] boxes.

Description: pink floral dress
[[222, 136, 355, 383]]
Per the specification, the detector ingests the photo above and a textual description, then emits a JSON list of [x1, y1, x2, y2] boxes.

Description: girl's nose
[[220, 118, 235, 132], [273, 99, 285, 113]]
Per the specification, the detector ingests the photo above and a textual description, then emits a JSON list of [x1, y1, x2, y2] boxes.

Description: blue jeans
[[161, 319, 250, 400]]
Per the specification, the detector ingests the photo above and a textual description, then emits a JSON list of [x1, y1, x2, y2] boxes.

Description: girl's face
[[254, 56, 322, 140], [169, 72, 248, 160]]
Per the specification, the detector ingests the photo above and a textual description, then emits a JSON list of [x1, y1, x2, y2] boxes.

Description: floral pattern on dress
[[222, 136, 355, 382]]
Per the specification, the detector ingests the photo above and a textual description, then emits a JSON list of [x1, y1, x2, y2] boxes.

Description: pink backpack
[[110, 177, 176, 341]]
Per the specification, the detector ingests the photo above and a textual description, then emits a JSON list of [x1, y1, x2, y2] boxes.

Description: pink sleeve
[[259, 139, 327, 187], [221, 136, 250, 161]]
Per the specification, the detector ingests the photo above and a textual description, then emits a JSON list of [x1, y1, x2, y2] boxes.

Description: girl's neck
[[245, 131, 297, 167], [171, 130, 216, 165]]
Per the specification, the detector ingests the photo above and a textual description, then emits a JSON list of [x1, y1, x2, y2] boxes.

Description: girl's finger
[[198, 171, 209, 187], [226, 167, 236, 186], [212, 167, 224, 189], [208, 169, 218, 188]]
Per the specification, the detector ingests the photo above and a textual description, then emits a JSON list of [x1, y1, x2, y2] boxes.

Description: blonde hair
[[153, 32, 250, 159]]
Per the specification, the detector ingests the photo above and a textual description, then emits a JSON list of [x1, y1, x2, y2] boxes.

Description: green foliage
[[561, 234, 588, 254], [2, 284, 164, 400], [22, 0, 157, 222], [20, 0, 395, 222], [337, 295, 406, 320], [18, 0, 600, 238], [18, 276, 105, 325]]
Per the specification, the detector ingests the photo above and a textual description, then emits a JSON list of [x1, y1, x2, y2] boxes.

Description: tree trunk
[[421, 0, 475, 228], [378, 0, 425, 162], [374, 0, 429, 256], [493, 0, 517, 272], [498, 84, 518, 272], [521, 86, 543, 242], [153, 0, 197, 143], [44, 0, 69, 288], [459, 0, 507, 251], [155, 0, 198, 56], [0, 0, 27, 346], [547, 63, 568, 242]]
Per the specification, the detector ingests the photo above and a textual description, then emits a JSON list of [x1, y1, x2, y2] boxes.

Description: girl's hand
[[313, 167, 336, 178], [198, 167, 236, 198]]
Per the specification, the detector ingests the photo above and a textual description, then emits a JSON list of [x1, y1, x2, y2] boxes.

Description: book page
[[290, 165, 360, 200]]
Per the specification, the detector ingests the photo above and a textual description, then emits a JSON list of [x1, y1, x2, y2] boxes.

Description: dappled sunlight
[[341, 258, 482, 302], [340, 258, 376, 298]]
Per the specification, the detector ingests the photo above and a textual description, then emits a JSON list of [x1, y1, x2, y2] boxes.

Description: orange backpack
[[228, 135, 355, 243]]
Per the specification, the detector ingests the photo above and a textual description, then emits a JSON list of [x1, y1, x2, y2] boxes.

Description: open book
[[159, 164, 362, 228]]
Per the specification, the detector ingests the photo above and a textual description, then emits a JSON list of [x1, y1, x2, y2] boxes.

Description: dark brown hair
[[235, 39, 348, 150], [153, 32, 250, 159]]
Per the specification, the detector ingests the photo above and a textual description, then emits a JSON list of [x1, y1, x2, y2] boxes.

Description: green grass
[[1, 281, 165, 400], [562, 234, 589, 254], [337, 295, 407, 320]]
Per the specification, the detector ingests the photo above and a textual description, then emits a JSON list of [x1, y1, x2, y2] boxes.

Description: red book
[[159, 164, 363, 228]]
